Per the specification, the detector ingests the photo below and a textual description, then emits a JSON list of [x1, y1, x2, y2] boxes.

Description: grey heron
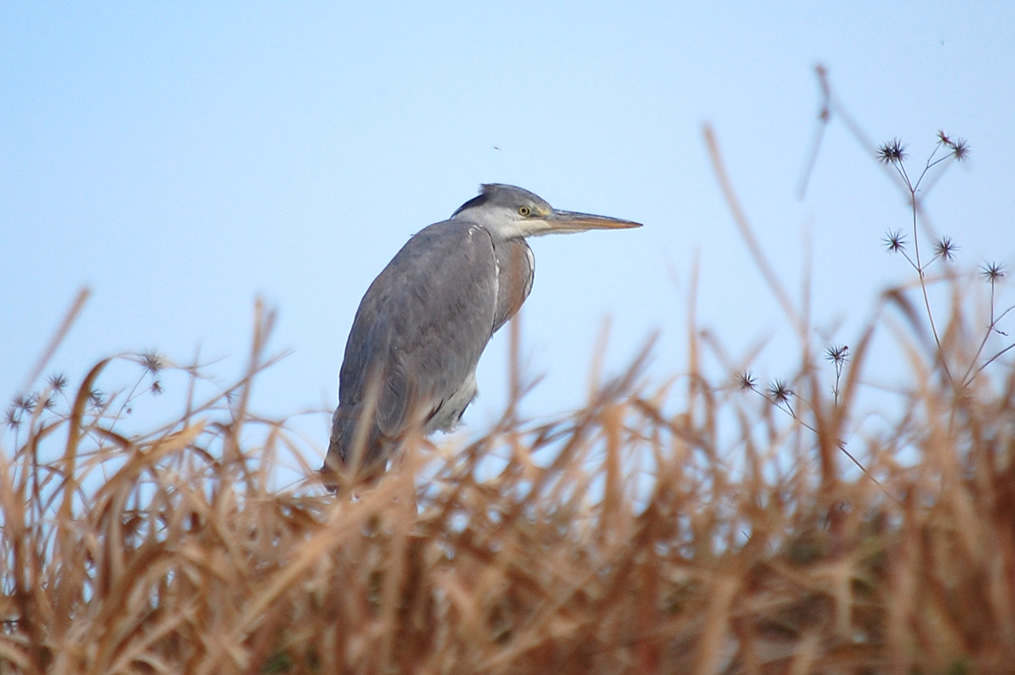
[[321, 184, 641, 491]]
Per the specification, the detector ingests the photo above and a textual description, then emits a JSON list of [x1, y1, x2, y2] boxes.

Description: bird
[[321, 183, 641, 491]]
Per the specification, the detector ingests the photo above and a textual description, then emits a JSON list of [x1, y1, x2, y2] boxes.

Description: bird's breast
[[492, 239, 535, 334]]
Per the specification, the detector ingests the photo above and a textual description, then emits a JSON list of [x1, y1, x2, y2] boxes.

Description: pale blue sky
[[3, 3, 1013, 479]]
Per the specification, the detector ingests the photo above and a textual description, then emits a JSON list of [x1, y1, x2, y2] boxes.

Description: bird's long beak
[[544, 209, 642, 233]]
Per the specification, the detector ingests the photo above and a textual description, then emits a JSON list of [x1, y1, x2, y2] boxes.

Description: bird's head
[[451, 183, 642, 240]]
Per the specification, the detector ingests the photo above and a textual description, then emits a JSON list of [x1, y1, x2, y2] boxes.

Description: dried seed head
[[981, 261, 1005, 283], [877, 139, 907, 164], [883, 230, 906, 253], [4, 407, 20, 431], [12, 394, 37, 414], [768, 380, 794, 404], [938, 130, 970, 161], [48, 373, 68, 392], [825, 344, 849, 365], [140, 350, 165, 376], [935, 236, 958, 262]]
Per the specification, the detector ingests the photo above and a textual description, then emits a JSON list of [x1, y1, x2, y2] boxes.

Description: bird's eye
[[518, 206, 531, 217]]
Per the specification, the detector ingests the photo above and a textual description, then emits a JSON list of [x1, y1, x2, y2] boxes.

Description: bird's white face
[[466, 202, 555, 240]]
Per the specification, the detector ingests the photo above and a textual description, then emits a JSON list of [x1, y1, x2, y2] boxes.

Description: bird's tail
[[320, 404, 389, 493]]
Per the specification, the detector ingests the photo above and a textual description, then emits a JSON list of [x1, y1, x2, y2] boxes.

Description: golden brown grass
[[3, 276, 1014, 674]]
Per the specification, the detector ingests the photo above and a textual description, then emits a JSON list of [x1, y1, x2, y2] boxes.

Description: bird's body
[[330, 220, 532, 474], [322, 184, 640, 490]]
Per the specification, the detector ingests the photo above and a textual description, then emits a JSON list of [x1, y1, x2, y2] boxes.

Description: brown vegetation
[[3, 274, 1014, 673]]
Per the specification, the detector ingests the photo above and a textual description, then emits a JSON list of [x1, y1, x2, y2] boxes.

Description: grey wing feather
[[338, 220, 499, 444]]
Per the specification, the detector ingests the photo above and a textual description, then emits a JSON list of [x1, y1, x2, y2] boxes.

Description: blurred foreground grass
[[2, 280, 1014, 673]]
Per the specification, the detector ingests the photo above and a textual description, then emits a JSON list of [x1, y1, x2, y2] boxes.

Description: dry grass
[[4, 76, 1015, 673], [3, 280, 1014, 673]]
